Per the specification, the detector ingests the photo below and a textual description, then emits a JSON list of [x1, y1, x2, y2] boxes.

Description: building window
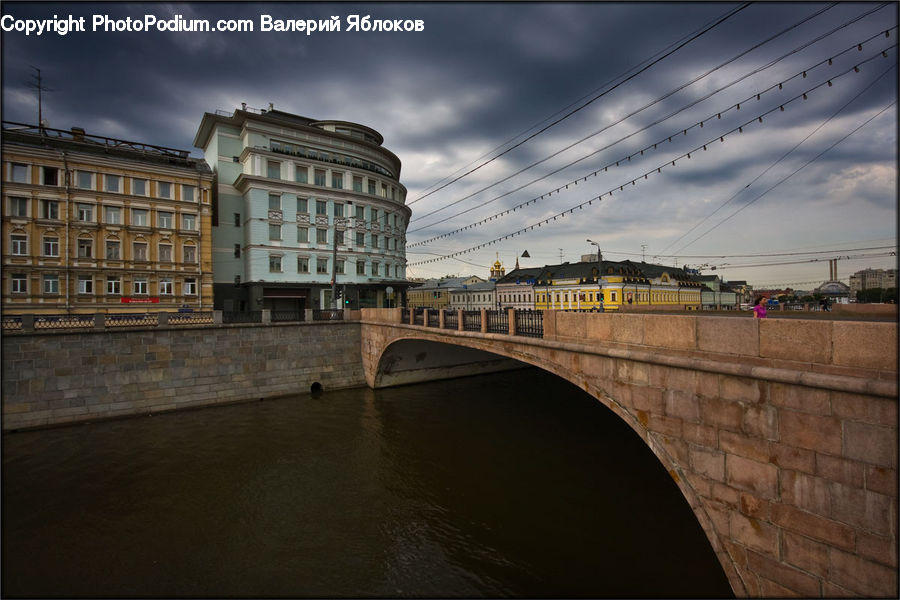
[[268, 193, 281, 210], [372, 262, 380, 276], [356, 232, 365, 246], [269, 254, 282, 272], [316, 200, 327, 215], [316, 228, 328, 244], [105, 206, 121, 224], [11, 235, 27, 255], [158, 211, 173, 229], [106, 240, 120, 260], [107, 277, 121, 295], [159, 278, 173, 295], [43, 274, 59, 294], [371, 208, 379, 222], [182, 213, 196, 230], [353, 176, 363, 193], [297, 197, 308, 213], [78, 275, 93, 295], [316, 258, 328, 274], [77, 238, 93, 258], [335, 259, 345, 275], [356, 260, 366, 275], [182, 185, 195, 202], [234, 213, 241, 227], [157, 181, 172, 199], [76, 171, 93, 189], [295, 165, 308, 184], [133, 242, 148, 261], [297, 227, 309, 243], [267, 161, 281, 179], [40, 200, 59, 220], [10, 163, 28, 183], [76, 204, 93, 222], [10, 197, 28, 217], [371, 234, 379, 249], [133, 278, 148, 295], [332, 172, 343, 189], [159, 244, 172, 262], [335, 230, 344, 246], [234, 244, 241, 258], [380, 184, 387, 198], [314, 169, 326, 186], [42, 167, 58, 186], [132, 208, 148, 227], [269, 224, 281, 241], [132, 178, 148, 196], [183, 245, 196, 264], [105, 174, 121, 193], [334, 203, 344, 218], [367, 180, 376, 195], [298, 257, 309, 273], [184, 278, 197, 295], [355, 205, 365, 220], [42, 236, 59, 257], [11, 273, 27, 294]]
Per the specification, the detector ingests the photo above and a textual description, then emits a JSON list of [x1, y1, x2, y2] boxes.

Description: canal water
[[2, 368, 732, 598]]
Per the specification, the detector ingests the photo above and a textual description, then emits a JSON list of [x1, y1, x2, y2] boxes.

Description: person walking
[[752, 296, 767, 319]]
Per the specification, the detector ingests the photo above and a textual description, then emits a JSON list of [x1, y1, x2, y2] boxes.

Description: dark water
[[2, 369, 732, 598]]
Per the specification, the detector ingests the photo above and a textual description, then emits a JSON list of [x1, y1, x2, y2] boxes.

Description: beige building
[[849, 268, 898, 295], [2, 122, 214, 314]]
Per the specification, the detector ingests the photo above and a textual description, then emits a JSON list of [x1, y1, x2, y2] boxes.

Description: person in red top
[[752, 296, 767, 319]]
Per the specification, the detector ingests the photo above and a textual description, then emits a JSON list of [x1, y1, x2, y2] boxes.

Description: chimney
[[241, 102, 247, 111], [71, 127, 85, 141], [268, 102, 274, 111]]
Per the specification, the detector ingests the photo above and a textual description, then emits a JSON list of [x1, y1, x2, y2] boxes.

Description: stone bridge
[[359, 308, 897, 597]]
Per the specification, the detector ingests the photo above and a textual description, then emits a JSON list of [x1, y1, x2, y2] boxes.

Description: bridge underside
[[373, 338, 526, 388], [360, 310, 898, 598]]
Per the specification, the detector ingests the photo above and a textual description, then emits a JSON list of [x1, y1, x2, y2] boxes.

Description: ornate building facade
[[2, 122, 213, 314], [194, 105, 410, 311]]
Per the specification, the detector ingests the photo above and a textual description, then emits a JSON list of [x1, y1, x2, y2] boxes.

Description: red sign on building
[[120, 297, 160, 303]]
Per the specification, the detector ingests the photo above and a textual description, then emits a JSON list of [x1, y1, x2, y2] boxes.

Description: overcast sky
[[3, 2, 897, 288]]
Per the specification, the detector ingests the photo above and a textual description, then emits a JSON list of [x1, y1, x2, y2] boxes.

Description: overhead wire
[[405, 2, 753, 206], [409, 2, 871, 226], [405, 44, 897, 263], [407, 59, 898, 266]]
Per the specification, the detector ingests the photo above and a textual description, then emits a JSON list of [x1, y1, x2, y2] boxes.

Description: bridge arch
[[367, 330, 741, 594], [361, 310, 898, 597]]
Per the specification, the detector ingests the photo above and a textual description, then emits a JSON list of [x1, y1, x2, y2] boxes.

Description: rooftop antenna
[[26, 66, 52, 134], [641, 244, 647, 262], [559, 248, 564, 263]]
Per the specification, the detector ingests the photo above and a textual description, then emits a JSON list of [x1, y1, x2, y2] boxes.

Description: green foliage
[[856, 288, 898, 303]]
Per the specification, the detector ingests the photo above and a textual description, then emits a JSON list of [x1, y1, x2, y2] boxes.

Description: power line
[[408, 32, 898, 246], [405, 2, 752, 207], [661, 58, 898, 255], [408, 2, 862, 226]]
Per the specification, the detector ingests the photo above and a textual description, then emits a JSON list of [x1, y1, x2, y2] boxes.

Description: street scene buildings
[[1, 123, 213, 314]]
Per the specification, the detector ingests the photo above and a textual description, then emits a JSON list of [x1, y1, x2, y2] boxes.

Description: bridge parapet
[[360, 310, 897, 597]]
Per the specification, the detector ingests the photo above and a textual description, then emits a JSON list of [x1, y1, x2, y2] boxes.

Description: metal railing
[[2, 316, 22, 331], [313, 309, 344, 321], [427, 311, 440, 327], [223, 311, 262, 324], [485, 310, 508, 334], [168, 312, 215, 325], [401, 308, 410, 323], [443, 310, 458, 330], [462, 310, 481, 332], [271, 310, 304, 322], [34, 315, 95, 330], [514, 310, 543, 338], [413, 309, 425, 326]]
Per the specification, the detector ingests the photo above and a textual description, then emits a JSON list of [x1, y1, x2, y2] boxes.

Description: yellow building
[[2, 122, 214, 314], [407, 275, 484, 309], [532, 260, 702, 311]]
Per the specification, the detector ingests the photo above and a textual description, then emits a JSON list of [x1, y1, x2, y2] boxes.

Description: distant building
[[496, 267, 542, 310], [448, 280, 497, 310], [815, 280, 851, 303], [849, 268, 898, 295], [194, 104, 410, 312], [2, 122, 214, 314], [697, 275, 738, 309], [407, 276, 484, 309]]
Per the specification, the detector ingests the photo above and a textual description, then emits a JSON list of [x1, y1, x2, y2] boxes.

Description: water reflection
[[2, 368, 732, 598]]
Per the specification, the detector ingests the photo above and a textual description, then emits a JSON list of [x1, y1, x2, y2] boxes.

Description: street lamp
[[587, 239, 604, 312]]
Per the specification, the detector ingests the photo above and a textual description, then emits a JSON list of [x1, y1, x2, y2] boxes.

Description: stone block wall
[[362, 311, 898, 597], [2, 322, 366, 431]]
